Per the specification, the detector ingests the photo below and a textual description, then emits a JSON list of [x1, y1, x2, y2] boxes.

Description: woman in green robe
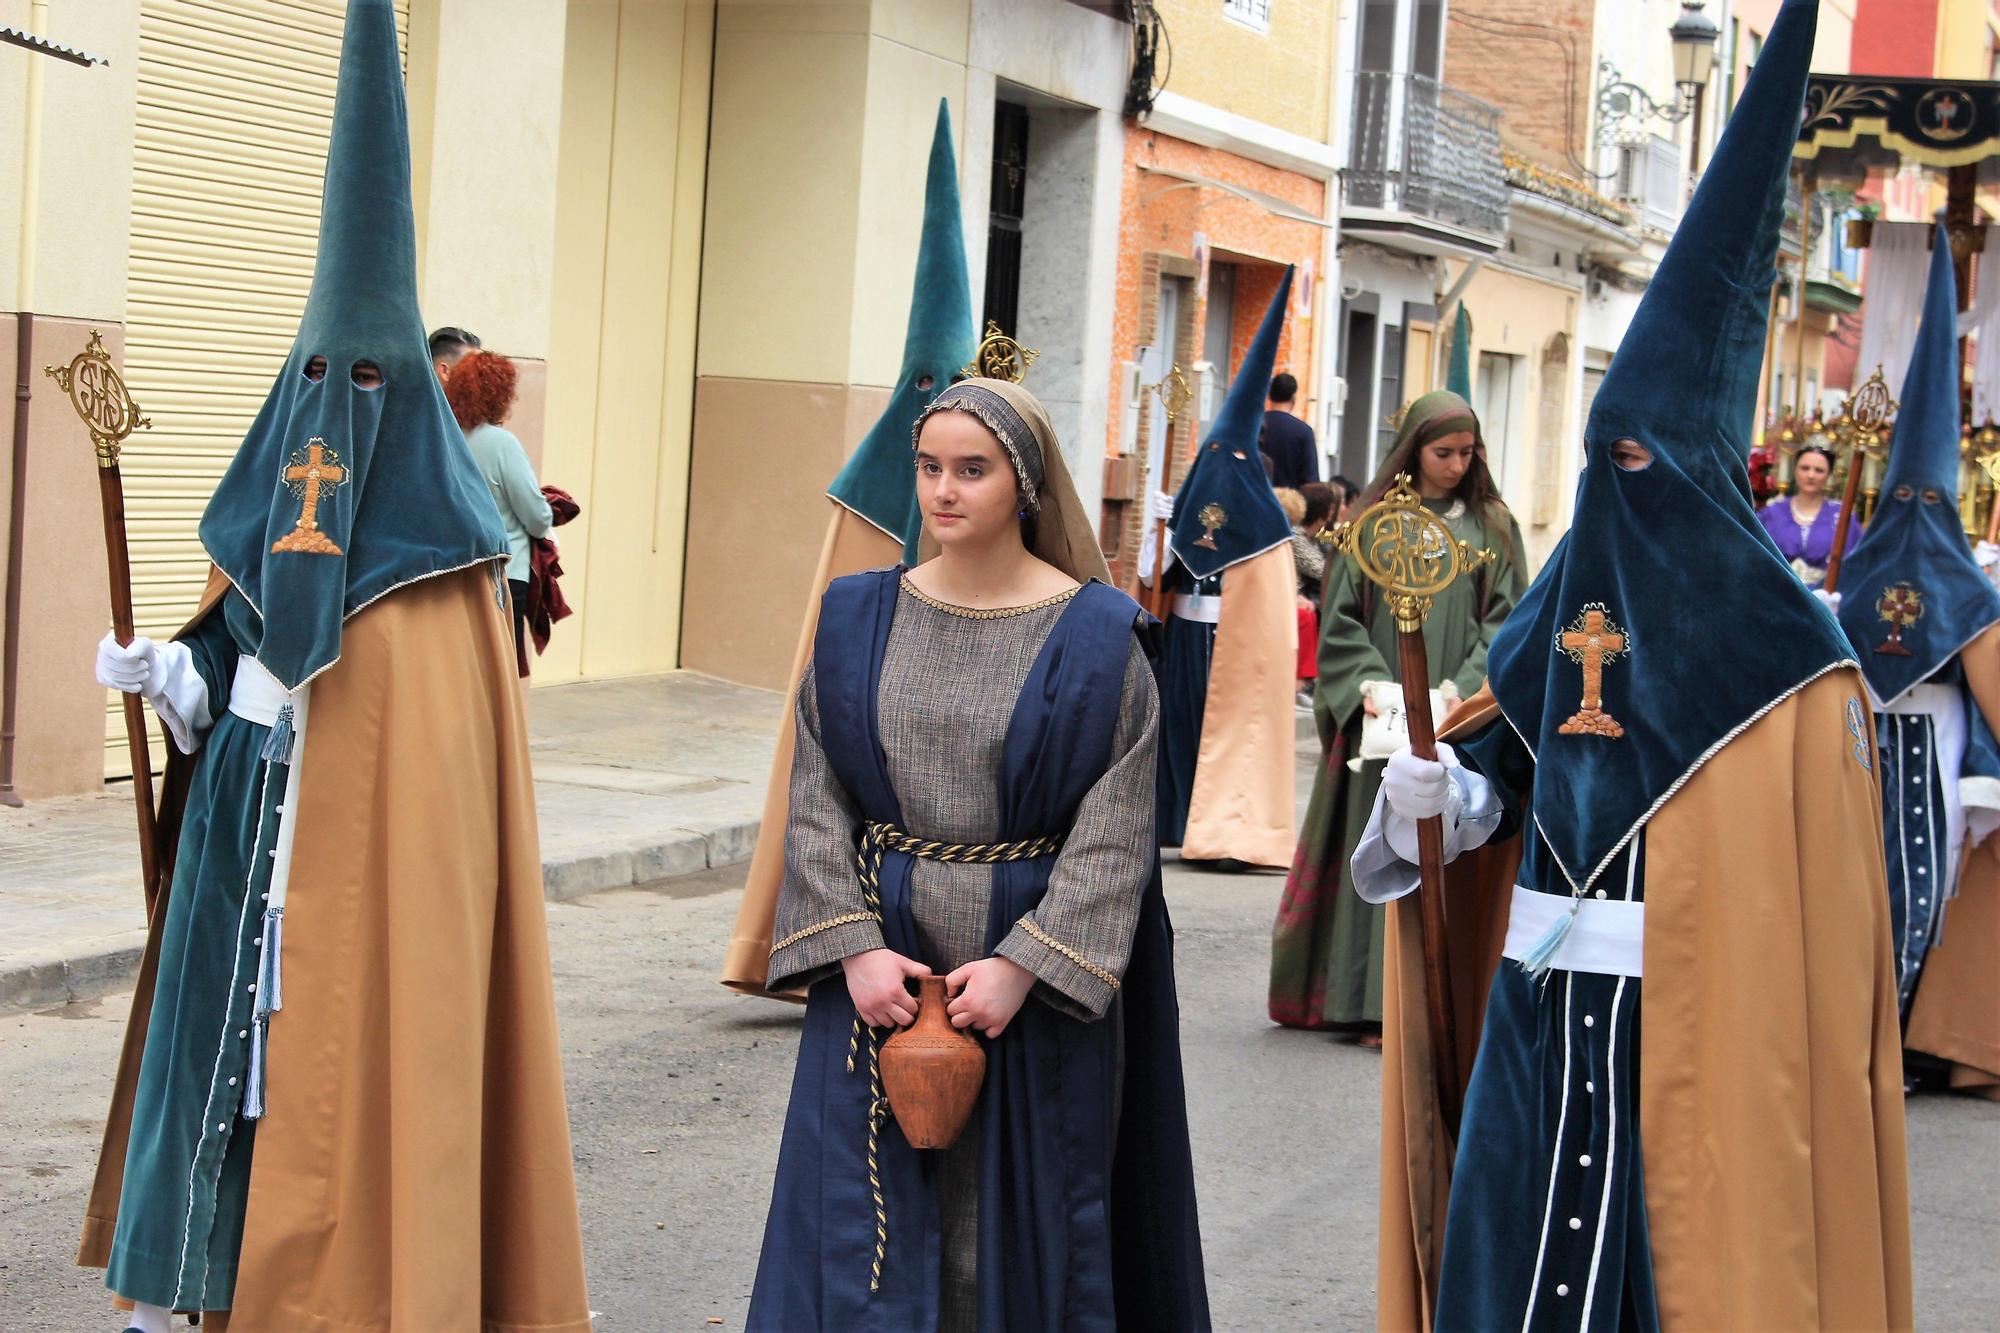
[[1268, 390, 1527, 1037]]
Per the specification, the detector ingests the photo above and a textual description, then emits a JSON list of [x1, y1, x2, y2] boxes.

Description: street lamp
[[1669, 2, 1720, 97], [1596, 3, 1723, 152]]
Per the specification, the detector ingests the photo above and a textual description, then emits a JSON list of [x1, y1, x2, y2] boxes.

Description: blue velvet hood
[[1836, 218, 2000, 705], [198, 0, 506, 691], [1486, 0, 1855, 893], [1168, 266, 1295, 580], [826, 99, 977, 564]]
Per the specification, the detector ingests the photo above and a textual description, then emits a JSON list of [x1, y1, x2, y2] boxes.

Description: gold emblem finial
[[1328, 475, 1497, 633], [1153, 363, 1192, 424], [45, 330, 150, 469], [961, 320, 1040, 383]]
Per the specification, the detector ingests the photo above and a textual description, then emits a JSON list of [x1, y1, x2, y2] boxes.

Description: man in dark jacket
[[1260, 372, 1318, 487]]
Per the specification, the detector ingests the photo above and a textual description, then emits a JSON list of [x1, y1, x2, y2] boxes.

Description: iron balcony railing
[[1346, 69, 1508, 238]]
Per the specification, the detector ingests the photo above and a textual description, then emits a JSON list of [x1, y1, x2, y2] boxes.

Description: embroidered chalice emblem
[[1557, 604, 1628, 738], [272, 438, 348, 555], [1874, 583, 1923, 657], [1194, 502, 1229, 550], [1846, 696, 1871, 771]]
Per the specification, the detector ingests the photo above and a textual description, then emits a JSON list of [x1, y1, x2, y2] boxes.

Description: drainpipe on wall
[[0, 0, 49, 807]]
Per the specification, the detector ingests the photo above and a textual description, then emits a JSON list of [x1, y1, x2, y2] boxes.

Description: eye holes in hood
[[1609, 438, 1654, 472], [301, 355, 385, 390]]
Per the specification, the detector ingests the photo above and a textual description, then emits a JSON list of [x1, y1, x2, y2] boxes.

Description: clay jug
[[880, 974, 986, 1149]]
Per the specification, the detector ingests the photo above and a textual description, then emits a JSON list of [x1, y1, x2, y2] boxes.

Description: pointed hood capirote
[[1446, 303, 1473, 400], [827, 98, 977, 565], [198, 0, 506, 691], [1838, 217, 2000, 704], [1168, 265, 1296, 580], [1485, 0, 1856, 894]]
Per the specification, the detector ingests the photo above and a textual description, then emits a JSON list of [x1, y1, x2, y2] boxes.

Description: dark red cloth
[[1295, 602, 1317, 683], [520, 484, 579, 677]]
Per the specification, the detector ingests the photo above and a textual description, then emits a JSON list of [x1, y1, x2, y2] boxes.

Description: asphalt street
[[3, 858, 1994, 1329]]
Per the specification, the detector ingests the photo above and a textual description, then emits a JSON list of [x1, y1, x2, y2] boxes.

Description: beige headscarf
[[911, 377, 1112, 586]]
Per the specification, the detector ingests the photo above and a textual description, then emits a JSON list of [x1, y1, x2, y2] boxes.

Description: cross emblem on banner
[[1558, 604, 1628, 738], [272, 438, 348, 555]]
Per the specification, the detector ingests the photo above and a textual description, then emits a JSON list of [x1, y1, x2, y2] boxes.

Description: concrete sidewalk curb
[[0, 823, 767, 1016]]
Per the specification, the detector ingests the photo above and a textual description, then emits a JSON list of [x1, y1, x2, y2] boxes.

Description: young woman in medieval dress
[[749, 378, 1210, 1330], [1267, 389, 1526, 1039]]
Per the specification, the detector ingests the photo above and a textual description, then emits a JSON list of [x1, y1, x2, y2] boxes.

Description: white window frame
[[1223, 0, 1272, 35]]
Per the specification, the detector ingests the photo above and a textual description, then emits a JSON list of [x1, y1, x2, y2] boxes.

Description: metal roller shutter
[[114, 0, 407, 776]]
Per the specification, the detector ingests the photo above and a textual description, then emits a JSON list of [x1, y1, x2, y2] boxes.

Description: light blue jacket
[[464, 422, 553, 582]]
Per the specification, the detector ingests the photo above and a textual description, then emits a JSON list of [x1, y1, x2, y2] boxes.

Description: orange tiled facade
[[1102, 128, 1327, 586]]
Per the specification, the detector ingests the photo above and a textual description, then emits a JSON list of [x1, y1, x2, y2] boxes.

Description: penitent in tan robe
[[1177, 541, 1299, 869], [721, 506, 902, 998], [80, 565, 591, 1332], [1378, 670, 1912, 1331]]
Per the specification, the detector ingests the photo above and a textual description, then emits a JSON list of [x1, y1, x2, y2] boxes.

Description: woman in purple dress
[[1759, 445, 1858, 587]]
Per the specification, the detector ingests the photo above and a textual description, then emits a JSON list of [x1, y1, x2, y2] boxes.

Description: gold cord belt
[[848, 820, 1063, 1292]]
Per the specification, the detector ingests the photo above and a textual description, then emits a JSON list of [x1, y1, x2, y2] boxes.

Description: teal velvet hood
[[198, 0, 505, 691], [1485, 0, 1856, 893], [1446, 303, 1473, 400], [1836, 218, 2000, 704], [826, 99, 977, 564], [1168, 266, 1295, 580]]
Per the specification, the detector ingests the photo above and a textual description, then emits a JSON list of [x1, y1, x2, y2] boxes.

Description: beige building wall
[[535, 0, 714, 684], [406, 0, 566, 362], [683, 0, 968, 691], [1, 2, 142, 798], [1150, 0, 1334, 143], [682, 0, 1131, 691], [1451, 262, 1583, 569]]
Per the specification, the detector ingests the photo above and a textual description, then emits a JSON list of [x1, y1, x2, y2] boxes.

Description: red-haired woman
[[445, 349, 553, 655]]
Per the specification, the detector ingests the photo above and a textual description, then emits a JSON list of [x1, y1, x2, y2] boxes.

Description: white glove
[[1977, 541, 2000, 570], [1149, 491, 1176, 523], [96, 633, 162, 696], [1381, 743, 1460, 821], [1811, 588, 1842, 613]]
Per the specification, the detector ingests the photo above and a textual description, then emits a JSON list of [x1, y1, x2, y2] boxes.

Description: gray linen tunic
[[767, 577, 1158, 1323]]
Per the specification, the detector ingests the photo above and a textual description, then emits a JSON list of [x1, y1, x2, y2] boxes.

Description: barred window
[[1223, 0, 1271, 33]]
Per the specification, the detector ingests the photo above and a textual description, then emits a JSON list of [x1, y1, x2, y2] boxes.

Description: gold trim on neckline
[[899, 576, 1080, 620]]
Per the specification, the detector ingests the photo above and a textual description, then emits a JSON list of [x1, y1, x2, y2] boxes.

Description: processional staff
[[47, 332, 160, 905], [1330, 475, 1496, 1136], [1138, 363, 1193, 620], [1823, 366, 1898, 596]]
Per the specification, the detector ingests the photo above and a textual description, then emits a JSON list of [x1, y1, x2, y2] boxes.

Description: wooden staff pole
[[98, 457, 158, 900], [47, 333, 159, 903], [1394, 618, 1462, 1134], [1331, 475, 1492, 1139], [1821, 436, 1868, 595], [1146, 517, 1172, 620]]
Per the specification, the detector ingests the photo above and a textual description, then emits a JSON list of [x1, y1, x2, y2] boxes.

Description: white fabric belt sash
[[1171, 593, 1223, 624], [1502, 886, 1646, 978], [1881, 682, 1957, 716], [228, 654, 290, 727]]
